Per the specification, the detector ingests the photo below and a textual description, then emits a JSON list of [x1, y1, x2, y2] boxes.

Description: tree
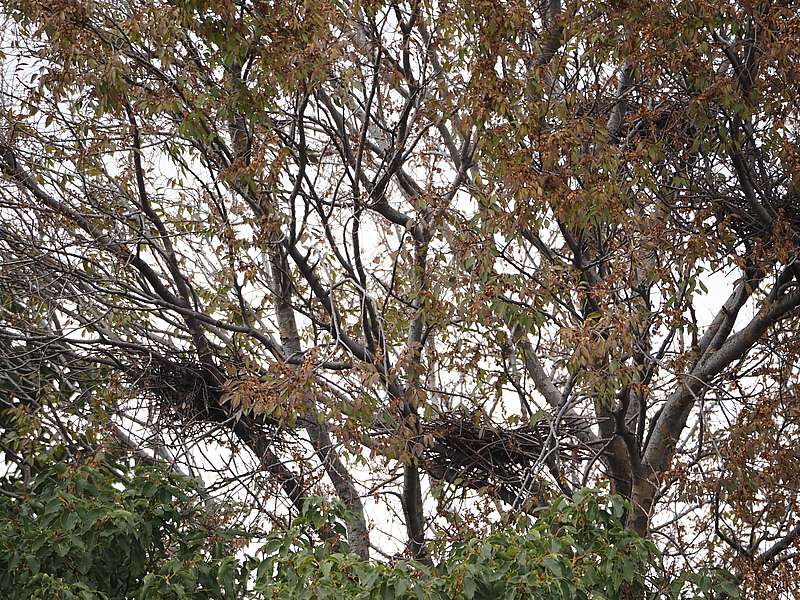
[[0, 458, 732, 599], [254, 489, 710, 599], [0, 0, 798, 597], [0, 460, 248, 599]]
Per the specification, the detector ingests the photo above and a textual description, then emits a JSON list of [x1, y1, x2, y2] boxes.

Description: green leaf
[[463, 575, 476, 599], [541, 556, 563, 578], [63, 512, 80, 531]]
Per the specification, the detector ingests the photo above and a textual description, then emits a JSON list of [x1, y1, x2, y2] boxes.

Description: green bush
[[0, 462, 246, 599], [0, 462, 738, 599], [253, 491, 654, 599]]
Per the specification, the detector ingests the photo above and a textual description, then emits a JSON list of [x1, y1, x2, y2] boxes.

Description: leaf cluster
[[0, 461, 739, 599], [0, 461, 246, 600], [254, 490, 736, 600]]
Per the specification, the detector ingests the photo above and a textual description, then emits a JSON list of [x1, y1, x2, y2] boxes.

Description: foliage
[[256, 490, 663, 600], [0, 461, 247, 600], [0, 0, 799, 597], [245, 489, 739, 600], [0, 462, 738, 599]]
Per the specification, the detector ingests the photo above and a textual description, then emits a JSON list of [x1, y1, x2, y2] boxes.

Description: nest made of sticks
[[716, 195, 800, 244], [413, 411, 591, 497], [133, 356, 223, 422]]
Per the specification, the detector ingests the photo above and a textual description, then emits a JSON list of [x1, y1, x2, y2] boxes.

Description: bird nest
[[411, 411, 591, 500], [716, 198, 800, 244], [132, 357, 224, 423]]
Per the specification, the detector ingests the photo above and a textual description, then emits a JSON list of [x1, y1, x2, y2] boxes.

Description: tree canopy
[[0, 0, 799, 597], [0, 459, 733, 599], [0, 461, 245, 599]]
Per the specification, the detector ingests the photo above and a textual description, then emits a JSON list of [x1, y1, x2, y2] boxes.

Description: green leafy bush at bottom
[[0, 461, 739, 599], [0, 461, 247, 599]]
